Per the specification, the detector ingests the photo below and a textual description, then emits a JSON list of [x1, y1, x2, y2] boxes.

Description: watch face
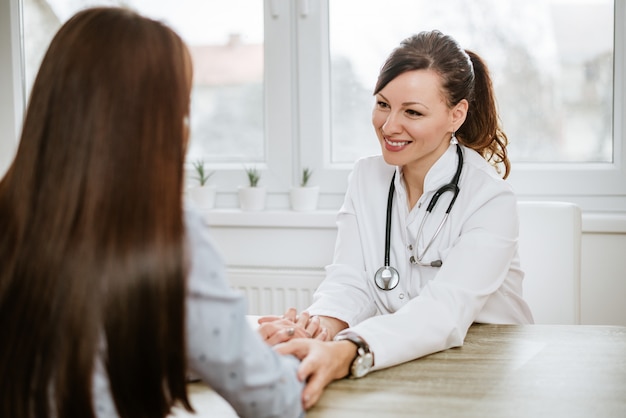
[[351, 352, 374, 378]]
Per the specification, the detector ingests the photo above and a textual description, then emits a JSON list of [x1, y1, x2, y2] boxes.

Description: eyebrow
[[377, 93, 429, 110]]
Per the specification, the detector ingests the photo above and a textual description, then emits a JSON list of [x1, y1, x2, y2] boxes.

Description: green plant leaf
[[244, 166, 261, 187], [192, 159, 214, 186], [301, 167, 313, 187]]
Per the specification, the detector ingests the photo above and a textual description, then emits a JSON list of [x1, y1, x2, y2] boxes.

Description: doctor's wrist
[[330, 340, 359, 379], [333, 331, 375, 379]]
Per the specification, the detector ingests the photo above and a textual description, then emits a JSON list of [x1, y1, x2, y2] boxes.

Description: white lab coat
[[308, 144, 534, 371]]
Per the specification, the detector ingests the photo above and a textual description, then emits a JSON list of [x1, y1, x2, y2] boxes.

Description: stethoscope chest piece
[[374, 265, 400, 290]]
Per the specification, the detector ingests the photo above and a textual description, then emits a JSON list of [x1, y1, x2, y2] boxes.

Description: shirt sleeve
[[183, 204, 305, 418]]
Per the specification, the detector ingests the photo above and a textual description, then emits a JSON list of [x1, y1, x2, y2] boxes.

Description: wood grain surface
[[174, 324, 626, 418]]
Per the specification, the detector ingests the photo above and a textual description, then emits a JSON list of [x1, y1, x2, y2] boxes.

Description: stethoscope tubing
[[384, 172, 396, 267], [375, 145, 463, 290]]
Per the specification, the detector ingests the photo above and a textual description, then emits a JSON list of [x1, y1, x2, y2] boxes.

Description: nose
[[381, 111, 402, 136]]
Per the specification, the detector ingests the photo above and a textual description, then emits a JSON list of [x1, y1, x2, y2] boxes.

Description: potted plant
[[188, 159, 217, 209], [290, 167, 319, 211], [238, 166, 266, 211]]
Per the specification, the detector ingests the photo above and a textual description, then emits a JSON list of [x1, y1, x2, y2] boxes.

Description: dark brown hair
[[374, 30, 510, 178], [0, 7, 192, 417]]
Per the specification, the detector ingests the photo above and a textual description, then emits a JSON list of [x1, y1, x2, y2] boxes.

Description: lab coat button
[[399, 293, 405, 299], [408, 244, 413, 251]]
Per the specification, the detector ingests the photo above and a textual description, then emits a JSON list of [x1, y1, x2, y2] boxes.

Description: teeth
[[385, 138, 409, 147]]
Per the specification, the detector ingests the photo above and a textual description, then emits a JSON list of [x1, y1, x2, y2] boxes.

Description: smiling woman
[[256, 30, 534, 410], [372, 70, 470, 196]]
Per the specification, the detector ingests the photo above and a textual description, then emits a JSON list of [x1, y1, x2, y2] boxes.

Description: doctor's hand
[[257, 308, 327, 346], [274, 338, 357, 410]]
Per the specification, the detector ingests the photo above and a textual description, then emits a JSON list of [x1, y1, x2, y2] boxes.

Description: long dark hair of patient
[[0, 7, 193, 418]]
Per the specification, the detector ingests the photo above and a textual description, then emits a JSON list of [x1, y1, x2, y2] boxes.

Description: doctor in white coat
[[261, 30, 534, 410]]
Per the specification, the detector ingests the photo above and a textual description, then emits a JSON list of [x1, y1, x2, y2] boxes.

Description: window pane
[[329, 0, 614, 163], [22, 0, 265, 164]]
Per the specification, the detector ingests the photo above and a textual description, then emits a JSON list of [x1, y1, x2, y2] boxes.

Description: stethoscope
[[374, 144, 464, 291]]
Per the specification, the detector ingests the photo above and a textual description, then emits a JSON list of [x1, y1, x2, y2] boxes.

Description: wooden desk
[[173, 324, 626, 417]]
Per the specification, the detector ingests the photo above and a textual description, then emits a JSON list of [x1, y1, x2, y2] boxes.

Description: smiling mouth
[[384, 137, 412, 147]]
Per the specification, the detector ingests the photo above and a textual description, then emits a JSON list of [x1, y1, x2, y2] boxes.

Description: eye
[[376, 100, 390, 109], [405, 109, 423, 117]]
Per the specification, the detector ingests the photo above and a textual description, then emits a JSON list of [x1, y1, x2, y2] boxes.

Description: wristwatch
[[333, 331, 374, 378]]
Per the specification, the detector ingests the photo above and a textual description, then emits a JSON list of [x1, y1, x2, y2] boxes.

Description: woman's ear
[[451, 99, 469, 130]]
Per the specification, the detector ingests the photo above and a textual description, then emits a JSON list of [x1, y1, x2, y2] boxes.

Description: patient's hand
[[257, 308, 327, 345]]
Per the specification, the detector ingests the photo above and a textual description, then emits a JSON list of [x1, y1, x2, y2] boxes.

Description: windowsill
[[201, 208, 626, 234]]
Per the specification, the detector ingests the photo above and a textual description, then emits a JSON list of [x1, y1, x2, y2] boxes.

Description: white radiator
[[227, 267, 325, 316]]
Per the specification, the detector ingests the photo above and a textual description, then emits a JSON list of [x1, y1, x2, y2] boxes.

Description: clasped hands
[[257, 307, 329, 344], [256, 308, 357, 410]]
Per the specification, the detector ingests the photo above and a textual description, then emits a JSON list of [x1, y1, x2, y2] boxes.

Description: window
[[298, 0, 625, 212], [8, 0, 626, 212], [19, 0, 297, 203], [328, 0, 614, 164], [21, 0, 268, 169]]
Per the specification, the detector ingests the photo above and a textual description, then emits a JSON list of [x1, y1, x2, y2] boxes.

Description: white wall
[[205, 210, 626, 326]]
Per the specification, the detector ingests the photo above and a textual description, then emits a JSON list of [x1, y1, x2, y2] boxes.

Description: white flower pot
[[238, 186, 267, 211], [189, 185, 217, 209], [289, 186, 319, 211]]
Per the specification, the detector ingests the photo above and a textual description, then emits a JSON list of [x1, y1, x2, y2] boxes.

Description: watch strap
[[333, 331, 374, 378]]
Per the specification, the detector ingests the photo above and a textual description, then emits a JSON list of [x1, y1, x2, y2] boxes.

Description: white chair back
[[517, 201, 582, 324]]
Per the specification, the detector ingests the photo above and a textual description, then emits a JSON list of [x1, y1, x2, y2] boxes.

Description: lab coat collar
[[396, 144, 460, 196]]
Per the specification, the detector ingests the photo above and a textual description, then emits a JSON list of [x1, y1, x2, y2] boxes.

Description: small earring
[[450, 131, 458, 145]]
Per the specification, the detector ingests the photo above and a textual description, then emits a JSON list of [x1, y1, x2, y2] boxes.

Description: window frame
[[197, 0, 298, 208]]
